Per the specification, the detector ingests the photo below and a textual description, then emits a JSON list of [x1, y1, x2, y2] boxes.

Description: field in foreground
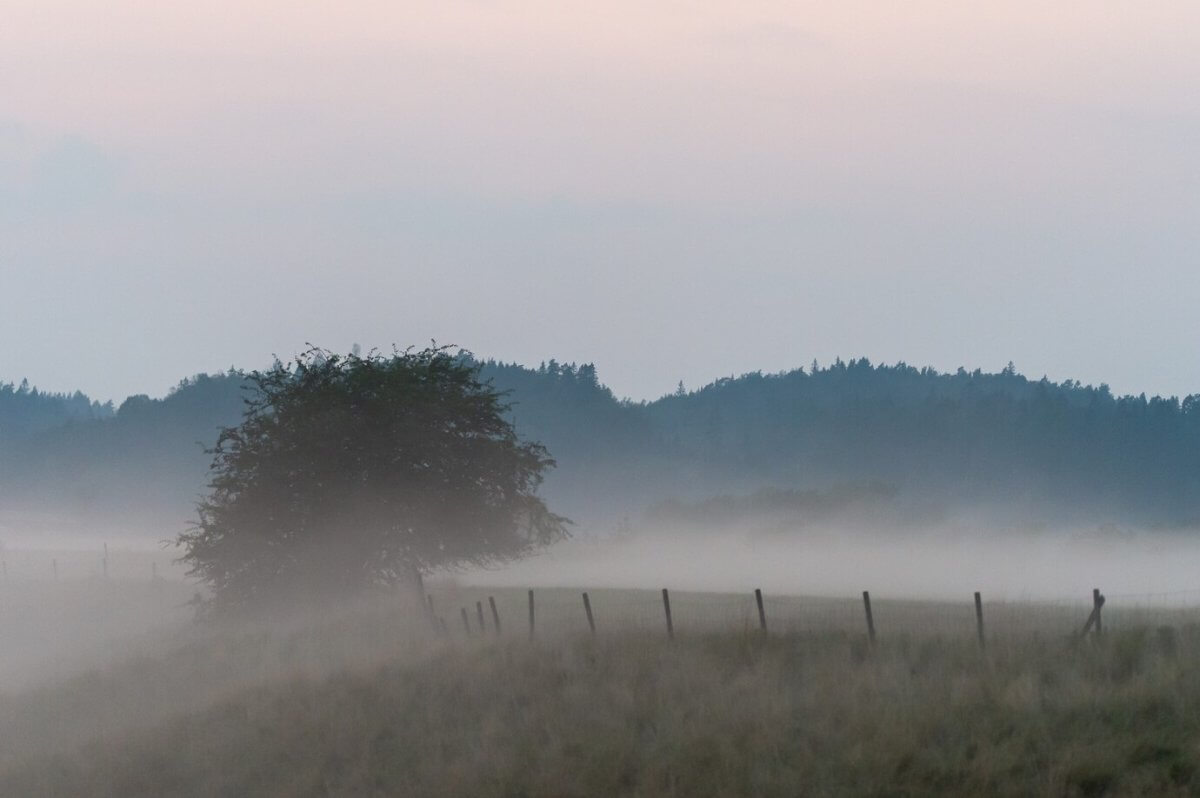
[[4, 596, 1200, 797]]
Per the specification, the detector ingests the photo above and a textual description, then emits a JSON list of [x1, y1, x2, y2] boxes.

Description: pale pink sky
[[2, 2, 1198, 400]]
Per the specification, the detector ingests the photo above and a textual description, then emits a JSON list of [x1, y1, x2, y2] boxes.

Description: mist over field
[[7, 356, 1200, 614], [5, 366, 1200, 796], [6, 0, 1200, 792], [4, 357, 1200, 694], [467, 521, 1200, 603]]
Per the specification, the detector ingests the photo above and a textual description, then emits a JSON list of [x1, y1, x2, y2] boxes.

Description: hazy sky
[[2, 1, 1198, 403]]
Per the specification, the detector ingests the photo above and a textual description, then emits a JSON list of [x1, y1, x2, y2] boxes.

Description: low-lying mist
[[4, 503, 1200, 794], [463, 516, 1200, 604], [5, 495, 1200, 697]]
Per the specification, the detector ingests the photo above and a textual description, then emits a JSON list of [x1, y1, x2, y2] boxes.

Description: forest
[[2, 357, 1199, 536]]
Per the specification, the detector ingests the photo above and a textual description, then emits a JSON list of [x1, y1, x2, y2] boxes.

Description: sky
[[1, 1, 1198, 403]]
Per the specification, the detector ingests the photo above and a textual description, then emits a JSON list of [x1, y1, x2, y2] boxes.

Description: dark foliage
[[0, 379, 111, 444], [177, 347, 568, 612], [5, 356, 1200, 532], [0, 372, 247, 528]]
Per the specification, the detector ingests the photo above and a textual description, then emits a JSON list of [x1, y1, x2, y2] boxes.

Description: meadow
[[2, 568, 1200, 796]]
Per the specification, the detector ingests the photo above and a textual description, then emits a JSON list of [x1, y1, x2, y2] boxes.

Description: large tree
[[178, 346, 569, 613]]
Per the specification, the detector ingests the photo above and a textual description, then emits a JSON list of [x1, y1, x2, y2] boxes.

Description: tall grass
[[4, 605, 1200, 796]]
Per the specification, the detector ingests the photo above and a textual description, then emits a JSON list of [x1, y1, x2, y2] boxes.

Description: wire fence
[[3, 542, 1199, 640], [7, 541, 1200, 683], [424, 585, 1200, 645], [0, 545, 182, 583]]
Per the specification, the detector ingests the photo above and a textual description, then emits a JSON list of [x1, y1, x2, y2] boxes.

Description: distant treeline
[[0, 380, 112, 444], [2, 358, 1200, 534]]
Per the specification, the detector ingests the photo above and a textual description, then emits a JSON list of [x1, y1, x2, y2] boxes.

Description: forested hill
[[2, 358, 1199, 536], [0, 381, 112, 444], [489, 359, 1200, 526]]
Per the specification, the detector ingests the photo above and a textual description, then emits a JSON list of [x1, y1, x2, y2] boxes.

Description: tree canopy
[[177, 347, 569, 613]]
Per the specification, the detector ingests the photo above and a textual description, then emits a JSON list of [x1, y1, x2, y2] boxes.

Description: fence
[[4, 542, 1198, 645], [0, 544, 180, 583], [422, 585, 1200, 647], [6, 543, 1200, 652]]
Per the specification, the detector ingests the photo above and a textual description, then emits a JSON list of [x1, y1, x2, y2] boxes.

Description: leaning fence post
[[1078, 593, 1105, 640], [862, 591, 876, 644], [974, 591, 985, 650], [582, 592, 596, 634], [662, 588, 674, 639], [476, 600, 486, 634], [460, 607, 471, 636], [528, 589, 535, 640], [488, 596, 501, 636], [755, 588, 767, 633], [1093, 588, 1103, 637]]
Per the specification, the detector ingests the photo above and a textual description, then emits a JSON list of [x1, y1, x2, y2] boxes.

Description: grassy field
[[3, 580, 1200, 795]]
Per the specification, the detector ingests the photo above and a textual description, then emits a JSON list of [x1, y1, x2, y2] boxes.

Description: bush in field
[[178, 346, 569, 613]]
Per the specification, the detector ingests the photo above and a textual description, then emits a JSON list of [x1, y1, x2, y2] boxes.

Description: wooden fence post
[[103, 543, 108, 579], [1093, 588, 1103, 637], [488, 596, 501, 636], [582, 592, 596, 633], [476, 601, 486, 634], [52, 558, 58, 580], [460, 607, 471, 636], [1078, 593, 1106, 640], [528, 589, 535, 640], [862, 591, 876, 644], [662, 588, 674, 639], [974, 591, 985, 650], [755, 588, 767, 633]]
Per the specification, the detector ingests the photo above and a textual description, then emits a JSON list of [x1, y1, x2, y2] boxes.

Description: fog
[[3, 503, 1200, 794], [7, 514, 1199, 694], [0, 523, 1177, 696], [0, 541, 189, 689], [465, 520, 1200, 604], [6, 0, 1200, 788]]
